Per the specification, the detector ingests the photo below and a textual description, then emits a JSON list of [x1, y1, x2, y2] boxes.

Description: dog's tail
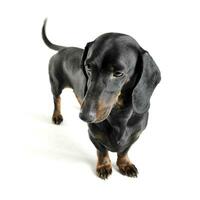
[[42, 19, 65, 51]]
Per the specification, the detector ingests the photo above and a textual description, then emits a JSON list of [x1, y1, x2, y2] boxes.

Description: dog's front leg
[[117, 152, 138, 177], [96, 150, 112, 179]]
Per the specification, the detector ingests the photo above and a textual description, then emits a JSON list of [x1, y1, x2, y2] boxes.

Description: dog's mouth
[[92, 107, 112, 123], [80, 92, 121, 123], [79, 105, 113, 124]]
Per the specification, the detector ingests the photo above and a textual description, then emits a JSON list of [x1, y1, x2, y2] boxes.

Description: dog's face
[[79, 33, 133, 123], [79, 33, 161, 123], [81, 58, 127, 123], [80, 69, 125, 123]]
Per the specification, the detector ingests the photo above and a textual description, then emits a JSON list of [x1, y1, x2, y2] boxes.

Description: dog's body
[[42, 20, 161, 179]]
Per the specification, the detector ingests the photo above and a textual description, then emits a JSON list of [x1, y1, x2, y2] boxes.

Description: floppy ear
[[80, 41, 93, 68], [132, 51, 161, 114], [81, 41, 93, 95]]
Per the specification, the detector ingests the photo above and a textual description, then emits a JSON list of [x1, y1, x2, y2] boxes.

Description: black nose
[[79, 111, 96, 123]]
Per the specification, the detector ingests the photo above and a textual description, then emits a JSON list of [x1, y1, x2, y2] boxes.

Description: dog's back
[[42, 20, 87, 103]]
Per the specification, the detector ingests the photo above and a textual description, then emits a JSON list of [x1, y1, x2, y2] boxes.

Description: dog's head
[[79, 33, 161, 123]]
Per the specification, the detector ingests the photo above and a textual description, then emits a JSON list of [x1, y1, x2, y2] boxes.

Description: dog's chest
[[89, 122, 140, 152], [88, 110, 144, 152]]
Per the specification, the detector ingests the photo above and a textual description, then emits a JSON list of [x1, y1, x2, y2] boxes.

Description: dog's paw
[[96, 164, 112, 179], [118, 163, 138, 177], [52, 114, 63, 125]]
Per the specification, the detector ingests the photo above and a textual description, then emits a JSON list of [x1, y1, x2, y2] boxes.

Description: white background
[[0, 0, 200, 199]]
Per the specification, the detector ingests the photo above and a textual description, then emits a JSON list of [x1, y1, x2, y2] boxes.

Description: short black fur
[[42, 20, 161, 179]]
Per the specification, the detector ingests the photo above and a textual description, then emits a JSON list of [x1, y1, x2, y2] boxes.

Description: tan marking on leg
[[96, 150, 112, 179], [117, 153, 138, 177], [54, 96, 61, 114], [52, 96, 63, 124], [97, 150, 111, 168], [117, 153, 132, 166]]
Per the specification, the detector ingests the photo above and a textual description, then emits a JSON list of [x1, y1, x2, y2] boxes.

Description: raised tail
[[42, 19, 65, 51]]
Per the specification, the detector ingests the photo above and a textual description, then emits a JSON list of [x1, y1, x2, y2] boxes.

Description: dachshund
[[42, 19, 161, 179]]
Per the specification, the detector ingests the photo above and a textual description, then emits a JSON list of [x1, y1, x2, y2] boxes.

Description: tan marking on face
[[115, 92, 124, 108], [95, 92, 121, 121], [96, 100, 108, 121]]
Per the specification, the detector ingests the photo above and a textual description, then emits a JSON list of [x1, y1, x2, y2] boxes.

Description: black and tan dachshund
[[42, 19, 161, 179]]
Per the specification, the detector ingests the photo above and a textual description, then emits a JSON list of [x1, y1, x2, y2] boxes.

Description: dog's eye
[[113, 71, 124, 77]]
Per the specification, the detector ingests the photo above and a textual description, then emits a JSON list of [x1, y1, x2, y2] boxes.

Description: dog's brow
[[110, 64, 125, 71]]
